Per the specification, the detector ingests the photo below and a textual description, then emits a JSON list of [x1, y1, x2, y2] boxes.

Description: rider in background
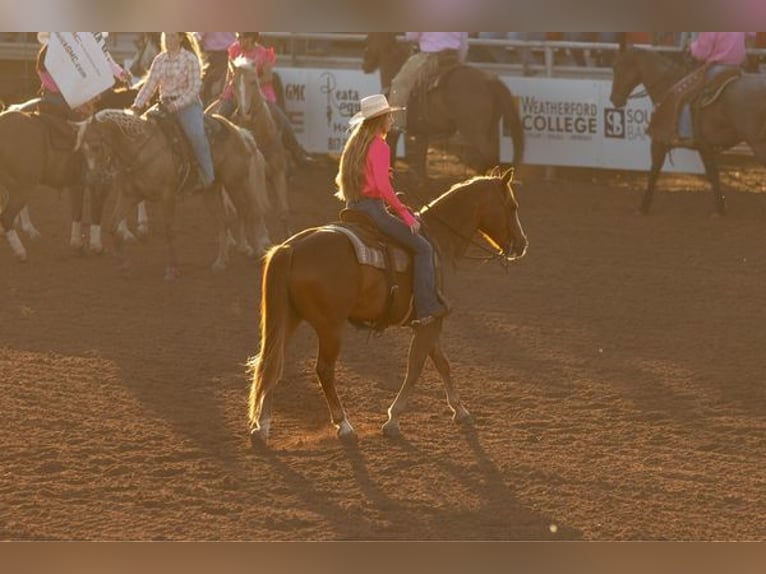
[[388, 32, 468, 134], [194, 32, 236, 105], [335, 93, 448, 328], [36, 32, 130, 119], [131, 32, 215, 191], [677, 32, 755, 142], [218, 32, 313, 168]]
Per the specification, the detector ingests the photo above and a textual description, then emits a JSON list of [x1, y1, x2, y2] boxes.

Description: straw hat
[[349, 94, 404, 127]]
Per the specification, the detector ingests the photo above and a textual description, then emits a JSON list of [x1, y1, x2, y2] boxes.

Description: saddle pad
[[323, 224, 410, 273]]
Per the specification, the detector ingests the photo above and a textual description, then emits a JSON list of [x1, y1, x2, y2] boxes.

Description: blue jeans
[[679, 64, 737, 139], [347, 197, 442, 319], [175, 100, 215, 186]]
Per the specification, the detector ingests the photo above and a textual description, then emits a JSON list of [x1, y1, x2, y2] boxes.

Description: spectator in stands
[[131, 32, 215, 190], [195, 32, 236, 105], [388, 32, 469, 133], [218, 32, 313, 168]]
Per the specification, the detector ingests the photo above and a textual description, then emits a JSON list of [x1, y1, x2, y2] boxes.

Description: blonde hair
[[335, 114, 390, 202]]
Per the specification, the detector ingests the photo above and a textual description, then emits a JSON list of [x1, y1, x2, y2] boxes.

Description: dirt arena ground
[[1, 152, 764, 541]]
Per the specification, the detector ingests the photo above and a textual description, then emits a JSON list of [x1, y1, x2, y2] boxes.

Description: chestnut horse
[[74, 109, 270, 278], [362, 33, 525, 177], [248, 169, 527, 445]]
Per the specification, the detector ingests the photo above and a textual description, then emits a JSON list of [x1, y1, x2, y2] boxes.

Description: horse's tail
[[248, 244, 294, 428], [492, 78, 525, 166], [237, 126, 270, 214]]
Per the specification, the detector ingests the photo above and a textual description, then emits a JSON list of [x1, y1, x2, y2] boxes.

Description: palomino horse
[[362, 33, 525, 177], [228, 57, 292, 239], [248, 169, 527, 444], [74, 109, 270, 278], [610, 45, 766, 215]]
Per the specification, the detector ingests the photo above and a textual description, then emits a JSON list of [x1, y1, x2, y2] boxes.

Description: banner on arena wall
[[275, 67, 705, 174], [46, 32, 115, 109]]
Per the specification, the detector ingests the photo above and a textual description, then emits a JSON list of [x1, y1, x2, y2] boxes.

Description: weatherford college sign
[[276, 66, 705, 174]]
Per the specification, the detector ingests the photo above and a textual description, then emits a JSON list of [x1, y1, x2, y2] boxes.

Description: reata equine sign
[[45, 32, 114, 109]]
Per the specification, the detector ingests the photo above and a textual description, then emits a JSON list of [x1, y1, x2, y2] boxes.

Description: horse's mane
[[634, 47, 694, 81], [94, 109, 148, 138], [420, 174, 503, 214]]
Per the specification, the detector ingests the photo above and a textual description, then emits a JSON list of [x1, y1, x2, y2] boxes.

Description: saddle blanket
[[323, 224, 410, 273]]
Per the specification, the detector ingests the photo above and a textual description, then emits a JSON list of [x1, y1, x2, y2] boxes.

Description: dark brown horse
[[362, 33, 525, 177], [74, 109, 270, 278], [0, 106, 91, 261], [248, 169, 527, 445], [610, 44, 766, 215]]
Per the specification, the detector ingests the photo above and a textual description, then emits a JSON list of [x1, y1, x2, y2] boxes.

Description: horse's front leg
[[382, 319, 442, 438], [315, 326, 355, 439], [699, 147, 726, 216], [429, 340, 472, 426], [641, 140, 668, 214], [86, 183, 111, 254], [16, 205, 41, 240], [108, 187, 136, 272], [159, 194, 180, 280], [68, 185, 86, 252], [200, 183, 231, 272]]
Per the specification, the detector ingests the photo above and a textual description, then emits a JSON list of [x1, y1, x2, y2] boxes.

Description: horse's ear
[[618, 32, 628, 53], [502, 167, 515, 186]]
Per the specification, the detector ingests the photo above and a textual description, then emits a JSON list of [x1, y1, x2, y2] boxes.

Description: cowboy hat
[[349, 94, 404, 127], [37, 32, 50, 44]]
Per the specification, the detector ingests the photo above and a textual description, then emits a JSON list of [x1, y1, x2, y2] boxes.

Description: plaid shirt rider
[[134, 49, 202, 112]]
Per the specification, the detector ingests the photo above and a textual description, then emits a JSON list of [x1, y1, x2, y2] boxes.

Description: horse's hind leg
[[429, 340, 472, 426], [382, 321, 441, 438], [698, 147, 726, 216], [641, 140, 668, 214], [68, 185, 86, 252], [1, 186, 29, 261], [17, 205, 41, 240], [315, 326, 355, 439]]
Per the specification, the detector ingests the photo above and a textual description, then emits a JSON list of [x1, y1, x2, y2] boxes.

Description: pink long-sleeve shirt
[[361, 136, 417, 227], [690, 32, 755, 66]]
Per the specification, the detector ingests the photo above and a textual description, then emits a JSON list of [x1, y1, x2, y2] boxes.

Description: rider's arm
[[369, 138, 417, 227], [133, 53, 163, 109]]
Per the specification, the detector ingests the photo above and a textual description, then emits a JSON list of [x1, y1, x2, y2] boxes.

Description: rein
[[406, 184, 520, 267]]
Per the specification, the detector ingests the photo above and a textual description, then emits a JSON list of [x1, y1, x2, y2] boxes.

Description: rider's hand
[[129, 104, 142, 115], [410, 220, 421, 234]]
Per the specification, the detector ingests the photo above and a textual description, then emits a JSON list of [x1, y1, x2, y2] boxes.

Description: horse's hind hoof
[[381, 421, 401, 438], [250, 429, 269, 449]]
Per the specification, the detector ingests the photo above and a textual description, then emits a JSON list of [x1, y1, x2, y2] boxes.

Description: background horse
[[363, 33, 525, 178], [248, 169, 527, 444], [75, 109, 270, 279], [129, 33, 161, 79], [227, 58, 292, 239], [0, 107, 94, 261], [610, 43, 766, 215]]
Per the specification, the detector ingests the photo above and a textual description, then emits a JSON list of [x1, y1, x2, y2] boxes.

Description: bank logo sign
[[604, 108, 625, 139]]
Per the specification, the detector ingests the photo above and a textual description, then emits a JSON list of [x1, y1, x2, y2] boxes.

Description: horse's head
[[130, 32, 160, 78], [361, 34, 381, 74], [478, 168, 528, 263], [610, 49, 643, 108], [231, 56, 262, 117], [72, 109, 146, 186]]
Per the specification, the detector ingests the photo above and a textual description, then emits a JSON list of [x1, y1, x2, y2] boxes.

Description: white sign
[[276, 67, 706, 174], [46, 32, 115, 109]]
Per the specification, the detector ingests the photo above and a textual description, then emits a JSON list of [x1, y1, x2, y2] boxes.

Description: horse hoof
[[136, 225, 149, 240], [454, 411, 474, 426], [250, 429, 269, 449], [164, 267, 181, 281], [381, 421, 401, 438]]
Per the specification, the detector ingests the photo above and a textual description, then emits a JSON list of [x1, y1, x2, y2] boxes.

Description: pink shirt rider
[[405, 32, 469, 62], [195, 32, 236, 52], [362, 136, 417, 227], [690, 32, 755, 66], [222, 42, 278, 103]]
